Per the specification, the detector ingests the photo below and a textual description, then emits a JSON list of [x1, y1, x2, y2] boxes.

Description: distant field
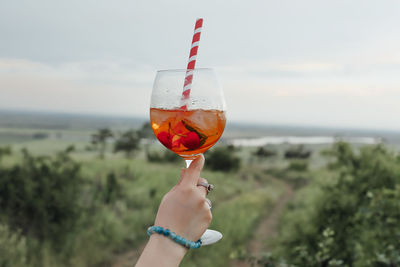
[[1, 109, 399, 267], [0, 110, 145, 131], [2, 109, 400, 143], [0, 131, 286, 267]]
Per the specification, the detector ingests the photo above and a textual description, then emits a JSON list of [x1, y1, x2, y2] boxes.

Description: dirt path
[[111, 175, 293, 267], [232, 176, 294, 267]]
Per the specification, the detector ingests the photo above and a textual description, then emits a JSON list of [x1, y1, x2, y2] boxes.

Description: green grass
[[74, 154, 286, 266], [183, 175, 284, 267], [0, 130, 303, 267]]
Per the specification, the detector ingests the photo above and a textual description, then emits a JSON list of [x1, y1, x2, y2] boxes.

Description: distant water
[[229, 136, 382, 147]]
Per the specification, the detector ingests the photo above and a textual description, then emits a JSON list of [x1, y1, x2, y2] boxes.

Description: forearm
[[135, 235, 187, 267]]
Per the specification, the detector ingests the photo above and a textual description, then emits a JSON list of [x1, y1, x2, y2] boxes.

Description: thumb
[[181, 154, 205, 187], [176, 168, 186, 186]]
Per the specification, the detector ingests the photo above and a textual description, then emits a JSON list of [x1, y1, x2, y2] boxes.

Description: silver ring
[[205, 198, 212, 209], [197, 182, 214, 194]]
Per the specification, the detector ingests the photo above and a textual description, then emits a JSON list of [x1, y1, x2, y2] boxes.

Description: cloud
[[0, 58, 154, 115], [1, 57, 400, 130], [217, 58, 400, 99]]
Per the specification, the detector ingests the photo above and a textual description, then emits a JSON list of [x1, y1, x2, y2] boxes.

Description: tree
[[91, 128, 113, 158], [206, 146, 240, 172], [253, 146, 277, 158], [114, 130, 140, 157], [137, 122, 155, 139], [284, 145, 311, 159]]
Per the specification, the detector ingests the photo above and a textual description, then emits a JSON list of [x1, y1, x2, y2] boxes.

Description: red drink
[[150, 108, 226, 159]]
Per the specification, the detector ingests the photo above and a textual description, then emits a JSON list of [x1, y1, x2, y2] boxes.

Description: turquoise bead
[[147, 226, 201, 249], [164, 229, 170, 236]]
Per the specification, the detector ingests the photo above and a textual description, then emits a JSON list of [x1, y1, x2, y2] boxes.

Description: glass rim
[[157, 67, 214, 73]]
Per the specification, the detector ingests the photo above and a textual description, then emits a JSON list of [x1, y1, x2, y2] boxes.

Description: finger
[[197, 177, 208, 197], [205, 198, 212, 210], [181, 154, 205, 187], [176, 168, 186, 186]]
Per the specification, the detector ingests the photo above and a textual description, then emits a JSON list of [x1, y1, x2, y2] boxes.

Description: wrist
[[136, 235, 187, 267], [149, 234, 187, 261], [147, 226, 202, 249]]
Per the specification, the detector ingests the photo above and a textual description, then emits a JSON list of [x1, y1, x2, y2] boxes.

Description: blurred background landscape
[[1, 0, 400, 266]]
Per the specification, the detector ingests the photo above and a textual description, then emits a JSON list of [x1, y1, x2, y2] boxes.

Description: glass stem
[[185, 160, 193, 168]]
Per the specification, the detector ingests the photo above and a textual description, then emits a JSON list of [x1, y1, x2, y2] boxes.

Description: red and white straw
[[180, 18, 203, 110]]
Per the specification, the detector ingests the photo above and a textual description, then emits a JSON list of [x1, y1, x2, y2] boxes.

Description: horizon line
[[0, 107, 399, 134]]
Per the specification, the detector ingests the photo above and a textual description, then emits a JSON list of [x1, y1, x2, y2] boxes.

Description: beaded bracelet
[[147, 226, 202, 249]]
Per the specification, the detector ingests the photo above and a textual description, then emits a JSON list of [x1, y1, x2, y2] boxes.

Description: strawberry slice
[[172, 135, 182, 148], [181, 131, 201, 150], [157, 132, 173, 149]]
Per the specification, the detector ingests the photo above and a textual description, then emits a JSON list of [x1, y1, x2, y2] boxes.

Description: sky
[[1, 0, 400, 130]]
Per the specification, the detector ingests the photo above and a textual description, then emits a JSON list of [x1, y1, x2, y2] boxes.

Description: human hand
[[135, 155, 211, 267], [154, 154, 212, 242]]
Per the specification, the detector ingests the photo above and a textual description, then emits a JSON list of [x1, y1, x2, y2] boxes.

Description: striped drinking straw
[[180, 18, 203, 110]]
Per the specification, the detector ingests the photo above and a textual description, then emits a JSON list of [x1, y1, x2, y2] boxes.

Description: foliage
[[182, 180, 284, 267], [0, 128, 288, 267], [0, 145, 11, 162], [146, 149, 180, 163], [254, 146, 277, 158], [265, 154, 311, 190], [91, 128, 113, 158], [5, 124, 400, 267], [32, 132, 49, 140], [274, 142, 400, 266], [137, 122, 155, 139], [0, 147, 82, 246], [287, 160, 308, 172], [284, 145, 311, 159], [0, 223, 27, 267], [103, 172, 121, 204], [206, 146, 240, 172], [114, 130, 140, 157]]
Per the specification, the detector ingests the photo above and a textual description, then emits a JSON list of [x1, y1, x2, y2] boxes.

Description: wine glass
[[150, 68, 226, 245]]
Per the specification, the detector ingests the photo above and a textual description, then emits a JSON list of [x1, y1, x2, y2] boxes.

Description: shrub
[[206, 146, 240, 172], [0, 147, 82, 246], [146, 150, 180, 163], [137, 122, 155, 139], [32, 132, 49, 140], [284, 145, 311, 159], [0, 146, 11, 162], [91, 128, 113, 158], [114, 130, 140, 157], [287, 160, 308, 172], [275, 142, 400, 266], [0, 223, 27, 267], [254, 147, 277, 158], [103, 172, 121, 204]]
